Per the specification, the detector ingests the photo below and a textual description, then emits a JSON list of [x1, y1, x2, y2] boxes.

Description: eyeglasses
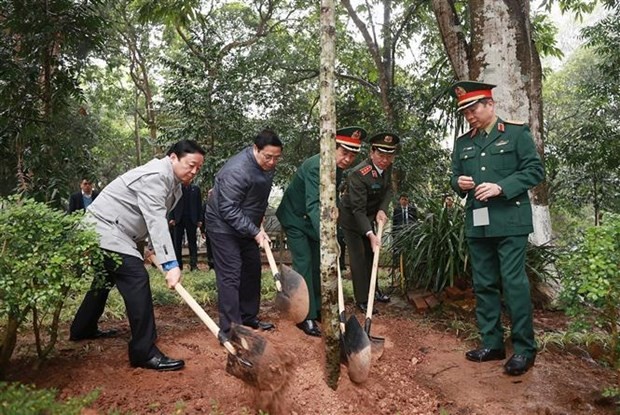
[[258, 152, 282, 162]]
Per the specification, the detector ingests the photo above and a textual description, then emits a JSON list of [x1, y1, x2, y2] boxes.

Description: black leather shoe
[[375, 290, 391, 303], [133, 354, 185, 371], [504, 354, 535, 376], [356, 302, 379, 315], [465, 348, 506, 362], [242, 318, 275, 331], [70, 328, 118, 341], [296, 320, 321, 337]]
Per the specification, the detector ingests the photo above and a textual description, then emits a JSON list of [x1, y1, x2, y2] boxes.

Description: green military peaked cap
[[369, 132, 400, 153], [449, 80, 496, 111], [336, 126, 367, 153]]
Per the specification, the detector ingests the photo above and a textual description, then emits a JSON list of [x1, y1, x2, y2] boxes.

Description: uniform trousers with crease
[[468, 235, 536, 358]]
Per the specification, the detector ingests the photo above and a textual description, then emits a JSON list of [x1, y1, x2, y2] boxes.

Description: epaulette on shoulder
[[457, 128, 475, 140], [358, 165, 373, 176], [503, 120, 525, 125]]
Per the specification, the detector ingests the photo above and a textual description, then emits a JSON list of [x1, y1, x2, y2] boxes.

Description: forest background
[[0, 0, 619, 403]]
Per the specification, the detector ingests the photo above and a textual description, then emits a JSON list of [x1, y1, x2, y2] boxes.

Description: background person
[[276, 127, 366, 337], [391, 193, 417, 269], [449, 80, 545, 376], [205, 128, 282, 335], [68, 178, 99, 213], [69, 140, 205, 372], [338, 132, 400, 313], [169, 183, 202, 271]]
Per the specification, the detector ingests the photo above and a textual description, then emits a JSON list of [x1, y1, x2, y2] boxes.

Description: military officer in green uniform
[[276, 127, 366, 337], [339, 132, 399, 314], [449, 81, 545, 376]]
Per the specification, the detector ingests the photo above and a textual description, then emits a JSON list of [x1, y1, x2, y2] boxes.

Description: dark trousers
[[204, 232, 215, 268], [208, 231, 261, 333], [468, 235, 536, 358], [70, 252, 158, 364], [284, 225, 320, 320], [343, 228, 374, 304], [172, 221, 198, 269]]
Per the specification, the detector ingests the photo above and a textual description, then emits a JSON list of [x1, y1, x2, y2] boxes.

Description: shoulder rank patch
[[504, 120, 525, 125], [359, 165, 373, 176], [457, 128, 475, 140]]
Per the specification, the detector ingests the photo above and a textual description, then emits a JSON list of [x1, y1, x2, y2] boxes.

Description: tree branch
[[430, 0, 469, 79]]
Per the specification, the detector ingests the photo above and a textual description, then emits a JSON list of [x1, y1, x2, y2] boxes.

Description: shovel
[[364, 221, 386, 359], [175, 284, 294, 391], [153, 256, 292, 391], [173, 282, 253, 369], [338, 257, 372, 384], [261, 235, 309, 324]]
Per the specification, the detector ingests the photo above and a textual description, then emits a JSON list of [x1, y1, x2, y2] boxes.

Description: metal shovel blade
[[273, 264, 310, 324], [342, 315, 372, 384], [364, 317, 385, 360]]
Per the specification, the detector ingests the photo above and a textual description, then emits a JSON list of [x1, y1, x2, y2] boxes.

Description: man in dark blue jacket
[[205, 128, 282, 334]]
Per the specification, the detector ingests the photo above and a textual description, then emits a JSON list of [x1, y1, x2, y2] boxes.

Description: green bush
[[0, 196, 104, 378], [0, 382, 99, 415], [558, 213, 620, 367], [391, 196, 469, 292]]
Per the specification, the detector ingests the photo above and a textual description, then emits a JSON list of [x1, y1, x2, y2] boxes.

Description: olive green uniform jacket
[[276, 154, 344, 320]]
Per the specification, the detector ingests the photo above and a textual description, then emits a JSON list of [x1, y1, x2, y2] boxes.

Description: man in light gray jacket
[[205, 128, 282, 335], [70, 140, 205, 371]]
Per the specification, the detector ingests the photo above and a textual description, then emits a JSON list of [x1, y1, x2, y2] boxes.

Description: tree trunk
[[319, 0, 341, 390], [432, 0, 553, 246], [134, 89, 142, 166], [0, 313, 22, 380]]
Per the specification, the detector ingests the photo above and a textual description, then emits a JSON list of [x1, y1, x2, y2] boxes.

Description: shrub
[[558, 213, 620, 367], [0, 196, 104, 378], [0, 382, 99, 415], [391, 196, 469, 292]]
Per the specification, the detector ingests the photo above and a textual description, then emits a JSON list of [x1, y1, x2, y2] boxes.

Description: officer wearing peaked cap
[[276, 127, 366, 337], [338, 131, 400, 314], [449, 80, 545, 376]]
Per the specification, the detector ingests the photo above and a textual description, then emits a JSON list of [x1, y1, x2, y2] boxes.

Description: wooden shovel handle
[[337, 256, 347, 333], [151, 255, 237, 356], [174, 283, 238, 356], [366, 221, 384, 319], [260, 228, 283, 292]]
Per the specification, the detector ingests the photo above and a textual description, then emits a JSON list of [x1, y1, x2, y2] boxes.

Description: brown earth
[[6, 268, 619, 415]]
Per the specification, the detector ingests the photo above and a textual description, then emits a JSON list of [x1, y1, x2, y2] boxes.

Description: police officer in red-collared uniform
[[338, 132, 400, 314]]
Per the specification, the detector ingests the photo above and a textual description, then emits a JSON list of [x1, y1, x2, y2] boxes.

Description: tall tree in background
[[0, 0, 106, 205], [113, 0, 160, 164], [339, 0, 454, 194], [545, 3, 620, 224], [431, 0, 553, 245]]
